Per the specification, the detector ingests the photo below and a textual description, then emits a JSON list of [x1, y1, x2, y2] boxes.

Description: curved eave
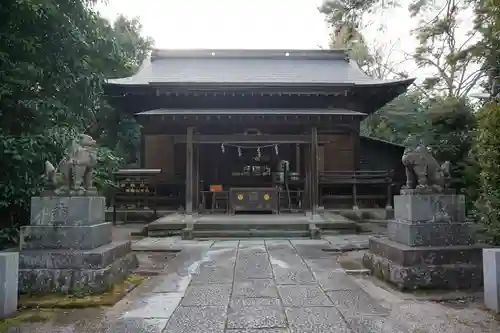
[[104, 77, 415, 92]]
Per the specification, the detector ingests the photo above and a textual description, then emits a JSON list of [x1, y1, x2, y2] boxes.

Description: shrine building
[[104, 49, 414, 229]]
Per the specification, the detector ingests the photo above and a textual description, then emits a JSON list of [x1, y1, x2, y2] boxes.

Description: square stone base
[[362, 237, 485, 291], [18, 241, 138, 294], [31, 196, 105, 226], [394, 193, 465, 223], [20, 222, 112, 250], [387, 220, 475, 246]]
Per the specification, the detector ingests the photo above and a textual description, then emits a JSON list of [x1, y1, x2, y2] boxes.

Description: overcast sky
[[96, 0, 415, 50], [96, 0, 477, 82]]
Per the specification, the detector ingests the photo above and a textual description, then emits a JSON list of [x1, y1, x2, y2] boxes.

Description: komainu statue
[[44, 134, 98, 195], [401, 142, 450, 193]]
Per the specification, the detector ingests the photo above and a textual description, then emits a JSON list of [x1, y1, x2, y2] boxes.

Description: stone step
[[193, 223, 310, 231], [192, 229, 311, 238]]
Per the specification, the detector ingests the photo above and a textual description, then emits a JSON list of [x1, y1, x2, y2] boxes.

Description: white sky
[[96, 0, 414, 50], [95, 0, 476, 83]]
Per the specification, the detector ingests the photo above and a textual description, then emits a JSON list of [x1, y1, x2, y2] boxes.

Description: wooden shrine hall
[[104, 49, 414, 222]]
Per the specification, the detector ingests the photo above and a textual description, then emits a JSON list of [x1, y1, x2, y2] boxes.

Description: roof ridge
[[150, 49, 350, 61]]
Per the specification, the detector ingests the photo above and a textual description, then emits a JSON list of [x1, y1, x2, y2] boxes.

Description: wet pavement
[[10, 237, 500, 333]]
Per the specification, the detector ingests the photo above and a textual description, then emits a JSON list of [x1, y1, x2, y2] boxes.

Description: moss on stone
[[18, 274, 145, 309], [0, 310, 55, 332]]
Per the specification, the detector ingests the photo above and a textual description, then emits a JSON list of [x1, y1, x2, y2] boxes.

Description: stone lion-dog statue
[[401, 143, 450, 193], [45, 134, 98, 195]]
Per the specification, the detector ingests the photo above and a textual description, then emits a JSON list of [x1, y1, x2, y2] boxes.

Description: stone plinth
[[19, 196, 137, 294], [483, 248, 500, 312], [363, 237, 484, 290], [30, 196, 105, 226], [363, 192, 485, 291], [394, 192, 466, 223], [387, 220, 475, 246], [0, 252, 18, 318]]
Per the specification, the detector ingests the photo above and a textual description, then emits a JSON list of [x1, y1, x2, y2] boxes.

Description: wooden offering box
[[229, 187, 278, 214]]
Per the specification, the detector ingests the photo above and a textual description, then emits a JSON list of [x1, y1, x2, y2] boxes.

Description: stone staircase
[[145, 213, 359, 239]]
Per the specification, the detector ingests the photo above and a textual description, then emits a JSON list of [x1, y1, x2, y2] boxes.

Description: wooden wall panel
[[321, 134, 354, 171], [144, 135, 175, 179]]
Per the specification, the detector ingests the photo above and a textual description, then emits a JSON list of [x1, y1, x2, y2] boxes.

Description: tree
[[0, 0, 152, 235], [474, 102, 500, 244], [409, 0, 484, 97]]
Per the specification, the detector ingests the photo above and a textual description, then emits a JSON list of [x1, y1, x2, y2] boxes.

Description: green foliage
[[426, 97, 476, 195], [474, 102, 500, 244], [0, 1, 153, 229]]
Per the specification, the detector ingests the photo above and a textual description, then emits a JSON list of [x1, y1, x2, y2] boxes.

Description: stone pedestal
[[19, 196, 137, 294], [363, 191, 486, 291], [0, 252, 18, 318], [483, 248, 500, 312]]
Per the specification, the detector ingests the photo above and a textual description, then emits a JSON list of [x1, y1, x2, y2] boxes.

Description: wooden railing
[[319, 170, 391, 184], [319, 170, 393, 208]]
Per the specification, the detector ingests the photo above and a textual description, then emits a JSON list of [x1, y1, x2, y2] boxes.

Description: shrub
[[474, 101, 500, 244]]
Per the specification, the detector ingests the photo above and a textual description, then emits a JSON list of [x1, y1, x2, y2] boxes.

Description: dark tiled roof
[[136, 108, 367, 116], [106, 49, 414, 86]]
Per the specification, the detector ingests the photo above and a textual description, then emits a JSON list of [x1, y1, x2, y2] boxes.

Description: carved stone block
[[387, 220, 475, 246], [394, 193, 466, 223], [30, 196, 105, 226], [19, 223, 112, 250]]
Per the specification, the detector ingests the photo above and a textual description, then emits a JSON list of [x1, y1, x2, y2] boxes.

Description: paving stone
[[239, 240, 266, 247], [225, 329, 290, 333], [273, 267, 316, 285], [230, 297, 281, 308], [304, 258, 342, 272], [235, 257, 273, 279], [233, 279, 278, 298], [293, 246, 333, 259], [327, 289, 390, 316], [199, 258, 237, 269], [163, 306, 226, 333], [190, 266, 234, 284], [278, 285, 333, 307], [313, 271, 360, 291], [344, 316, 412, 333], [227, 305, 287, 329], [289, 239, 330, 246], [285, 307, 351, 333], [151, 273, 191, 293], [181, 284, 232, 306], [265, 239, 293, 248], [105, 318, 168, 333], [122, 293, 183, 319], [211, 240, 240, 248]]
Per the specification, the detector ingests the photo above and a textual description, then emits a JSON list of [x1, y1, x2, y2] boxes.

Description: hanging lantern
[[274, 144, 279, 155], [257, 147, 261, 158], [221, 143, 225, 153], [238, 147, 242, 157]]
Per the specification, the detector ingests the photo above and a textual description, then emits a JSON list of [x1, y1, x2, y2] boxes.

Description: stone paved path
[[14, 238, 500, 333]]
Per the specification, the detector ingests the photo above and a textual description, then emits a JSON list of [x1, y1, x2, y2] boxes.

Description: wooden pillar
[[185, 127, 194, 215], [353, 124, 361, 171], [303, 145, 310, 211], [352, 124, 361, 210], [139, 126, 146, 168], [310, 127, 319, 215], [194, 144, 200, 212], [295, 144, 300, 173]]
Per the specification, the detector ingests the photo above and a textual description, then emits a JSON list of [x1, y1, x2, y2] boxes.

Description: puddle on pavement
[[134, 251, 179, 275]]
